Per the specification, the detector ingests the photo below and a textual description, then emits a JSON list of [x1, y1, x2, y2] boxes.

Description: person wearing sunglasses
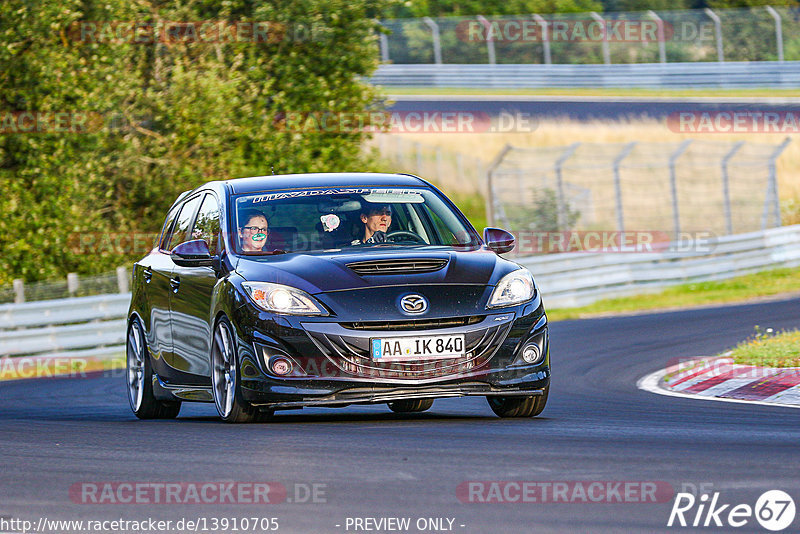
[[238, 210, 269, 252]]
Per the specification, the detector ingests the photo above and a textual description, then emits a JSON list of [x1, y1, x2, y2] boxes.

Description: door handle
[[170, 276, 180, 292], [143, 267, 152, 283]]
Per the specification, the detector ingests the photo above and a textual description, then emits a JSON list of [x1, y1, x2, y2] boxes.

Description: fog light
[[521, 344, 542, 364], [269, 356, 293, 376]]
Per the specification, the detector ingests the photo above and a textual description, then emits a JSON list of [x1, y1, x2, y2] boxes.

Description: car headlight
[[242, 282, 327, 316], [487, 269, 535, 308]]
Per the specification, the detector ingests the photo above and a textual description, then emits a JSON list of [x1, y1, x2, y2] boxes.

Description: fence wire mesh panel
[[0, 270, 130, 304], [380, 6, 800, 65], [489, 139, 789, 238], [373, 135, 488, 195]]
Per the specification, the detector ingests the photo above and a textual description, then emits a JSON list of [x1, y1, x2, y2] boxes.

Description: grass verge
[[728, 328, 800, 368], [384, 87, 800, 98], [546, 267, 800, 322]]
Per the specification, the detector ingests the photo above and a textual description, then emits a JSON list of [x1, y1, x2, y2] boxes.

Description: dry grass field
[[377, 118, 800, 200], [372, 118, 800, 227]]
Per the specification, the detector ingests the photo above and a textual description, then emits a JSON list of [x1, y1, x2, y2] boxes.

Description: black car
[[126, 173, 550, 422]]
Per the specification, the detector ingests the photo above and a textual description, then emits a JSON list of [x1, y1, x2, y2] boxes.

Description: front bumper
[[230, 298, 550, 409]]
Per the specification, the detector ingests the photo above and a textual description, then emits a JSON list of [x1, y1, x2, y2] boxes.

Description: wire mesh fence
[[380, 6, 800, 64], [1, 268, 130, 304], [488, 138, 791, 238], [374, 135, 488, 195]]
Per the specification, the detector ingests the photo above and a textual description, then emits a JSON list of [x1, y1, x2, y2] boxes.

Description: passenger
[[238, 210, 269, 252], [351, 203, 392, 245]]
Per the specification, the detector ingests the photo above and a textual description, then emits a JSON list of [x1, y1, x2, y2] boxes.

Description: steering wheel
[[385, 230, 426, 244]]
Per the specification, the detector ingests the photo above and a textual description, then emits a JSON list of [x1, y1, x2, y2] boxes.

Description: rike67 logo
[[668, 490, 796, 531]]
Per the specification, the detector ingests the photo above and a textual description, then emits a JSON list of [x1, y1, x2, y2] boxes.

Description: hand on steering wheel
[[385, 230, 426, 244]]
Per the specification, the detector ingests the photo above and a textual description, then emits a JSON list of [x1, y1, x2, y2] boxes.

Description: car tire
[[211, 317, 260, 423], [487, 388, 548, 418], [126, 317, 181, 419], [387, 399, 434, 413]]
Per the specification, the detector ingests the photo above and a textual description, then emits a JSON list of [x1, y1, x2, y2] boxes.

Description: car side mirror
[[171, 239, 215, 267], [483, 227, 516, 254]]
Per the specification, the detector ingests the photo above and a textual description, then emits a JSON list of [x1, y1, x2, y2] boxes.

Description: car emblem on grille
[[399, 294, 428, 315]]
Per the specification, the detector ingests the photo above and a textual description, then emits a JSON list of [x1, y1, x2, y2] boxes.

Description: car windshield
[[231, 187, 480, 255]]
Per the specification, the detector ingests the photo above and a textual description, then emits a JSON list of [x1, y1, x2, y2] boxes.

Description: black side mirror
[[483, 227, 516, 254], [171, 239, 215, 267]]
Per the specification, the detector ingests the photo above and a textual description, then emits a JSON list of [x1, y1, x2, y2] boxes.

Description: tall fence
[[487, 138, 791, 237], [374, 135, 488, 195], [380, 6, 800, 65], [0, 267, 130, 305]]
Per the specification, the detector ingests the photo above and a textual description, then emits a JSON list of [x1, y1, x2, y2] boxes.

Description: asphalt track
[[1, 296, 800, 533], [387, 95, 800, 121]]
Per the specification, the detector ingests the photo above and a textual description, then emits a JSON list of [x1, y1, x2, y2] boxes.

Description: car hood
[[233, 247, 520, 295]]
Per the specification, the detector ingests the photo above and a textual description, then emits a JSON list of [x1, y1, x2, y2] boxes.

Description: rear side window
[[191, 193, 222, 254], [165, 194, 203, 250], [158, 205, 181, 250]]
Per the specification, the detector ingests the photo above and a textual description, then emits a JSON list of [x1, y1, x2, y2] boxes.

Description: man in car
[[238, 209, 269, 252], [351, 203, 392, 245]]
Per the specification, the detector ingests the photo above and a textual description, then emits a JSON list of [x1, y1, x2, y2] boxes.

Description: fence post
[[532, 14, 551, 64], [379, 31, 390, 62], [13, 279, 24, 304], [590, 12, 610, 64], [762, 137, 791, 228], [612, 143, 637, 233], [486, 144, 513, 228], [721, 141, 745, 235], [67, 273, 79, 297], [435, 146, 444, 184], [117, 266, 130, 294], [765, 6, 784, 62], [647, 10, 666, 63], [456, 153, 465, 187], [414, 141, 423, 173], [669, 140, 692, 238], [704, 9, 724, 62], [476, 16, 496, 65], [554, 143, 581, 230], [423, 17, 443, 65]]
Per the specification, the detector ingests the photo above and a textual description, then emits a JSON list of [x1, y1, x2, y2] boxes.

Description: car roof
[[221, 172, 428, 195]]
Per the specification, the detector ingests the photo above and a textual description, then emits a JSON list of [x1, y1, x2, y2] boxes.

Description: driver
[[238, 209, 269, 252], [351, 203, 392, 245]]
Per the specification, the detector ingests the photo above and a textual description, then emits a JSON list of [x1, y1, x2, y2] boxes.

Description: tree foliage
[[0, 0, 388, 283]]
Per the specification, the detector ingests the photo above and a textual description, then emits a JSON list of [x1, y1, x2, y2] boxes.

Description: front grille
[[347, 258, 448, 275], [341, 316, 484, 331], [302, 315, 513, 380]]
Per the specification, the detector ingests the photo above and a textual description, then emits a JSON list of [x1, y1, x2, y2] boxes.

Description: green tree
[[0, 0, 389, 283]]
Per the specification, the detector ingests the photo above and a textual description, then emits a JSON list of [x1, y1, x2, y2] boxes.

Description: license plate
[[370, 334, 465, 362]]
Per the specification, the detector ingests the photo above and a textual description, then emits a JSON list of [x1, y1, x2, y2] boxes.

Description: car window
[[165, 194, 203, 250], [158, 205, 181, 251], [191, 193, 222, 254], [232, 187, 480, 254]]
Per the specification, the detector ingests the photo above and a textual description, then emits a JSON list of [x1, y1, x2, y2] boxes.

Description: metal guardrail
[[0, 294, 130, 359], [0, 224, 798, 361], [518, 224, 800, 308], [371, 61, 800, 88]]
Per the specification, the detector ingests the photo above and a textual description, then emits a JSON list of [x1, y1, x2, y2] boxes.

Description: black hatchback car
[[126, 173, 550, 422]]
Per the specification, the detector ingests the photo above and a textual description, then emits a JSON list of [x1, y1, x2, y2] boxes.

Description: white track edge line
[[636, 367, 800, 410]]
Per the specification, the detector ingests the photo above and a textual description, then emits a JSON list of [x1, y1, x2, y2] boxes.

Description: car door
[[135, 204, 181, 368], [169, 192, 222, 383], [157, 193, 204, 380]]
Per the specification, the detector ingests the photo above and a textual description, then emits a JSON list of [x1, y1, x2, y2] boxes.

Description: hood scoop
[[346, 258, 449, 275]]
